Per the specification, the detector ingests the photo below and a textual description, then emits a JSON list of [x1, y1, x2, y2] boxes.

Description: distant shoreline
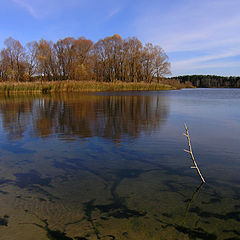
[[171, 75, 240, 88], [0, 81, 191, 93]]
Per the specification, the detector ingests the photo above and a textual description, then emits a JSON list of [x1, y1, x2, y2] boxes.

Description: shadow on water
[[24, 211, 88, 240], [79, 168, 151, 239], [157, 183, 217, 240], [0, 215, 9, 226], [14, 170, 52, 188], [83, 169, 148, 226]]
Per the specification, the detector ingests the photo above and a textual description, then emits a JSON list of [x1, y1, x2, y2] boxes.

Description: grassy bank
[[0, 81, 185, 93]]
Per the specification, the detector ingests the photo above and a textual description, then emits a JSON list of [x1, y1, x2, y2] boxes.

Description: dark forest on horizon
[[171, 75, 240, 88], [0, 34, 171, 83]]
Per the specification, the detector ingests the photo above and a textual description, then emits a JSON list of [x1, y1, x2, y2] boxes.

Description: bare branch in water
[[184, 123, 206, 183]]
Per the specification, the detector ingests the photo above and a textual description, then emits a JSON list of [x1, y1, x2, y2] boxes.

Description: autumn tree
[[25, 41, 38, 81], [140, 43, 170, 83], [0, 37, 26, 81], [123, 37, 143, 82], [151, 45, 171, 82], [54, 37, 75, 80], [72, 37, 93, 81], [36, 39, 57, 81]]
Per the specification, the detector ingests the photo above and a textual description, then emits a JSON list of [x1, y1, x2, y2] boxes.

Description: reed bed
[[0, 81, 180, 93]]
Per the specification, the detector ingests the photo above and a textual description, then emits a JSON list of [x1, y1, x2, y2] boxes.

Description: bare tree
[[152, 45, 171, 82], [1, 37, 26, 81], [54, 37, 75, 80], [25, 41, 38, 81], [36, 39, 57, 81]]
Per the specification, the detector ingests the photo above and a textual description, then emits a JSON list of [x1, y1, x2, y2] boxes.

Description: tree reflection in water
[[0, 93, 169, 142]]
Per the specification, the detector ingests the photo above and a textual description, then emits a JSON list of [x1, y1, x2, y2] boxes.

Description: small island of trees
[[0, 34, 171, 83]]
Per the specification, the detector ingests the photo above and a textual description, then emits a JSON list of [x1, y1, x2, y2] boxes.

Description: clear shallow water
[[0, 89, 239, 240]]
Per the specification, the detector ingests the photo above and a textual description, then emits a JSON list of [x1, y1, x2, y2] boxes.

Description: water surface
[[0, 89, 239, 240]]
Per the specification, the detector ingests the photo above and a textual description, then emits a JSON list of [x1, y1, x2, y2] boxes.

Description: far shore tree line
[[171, 75, 240, 88], [0, 35, 171, 83]]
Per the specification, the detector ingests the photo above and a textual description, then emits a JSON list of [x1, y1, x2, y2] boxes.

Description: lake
[[0, 89, 239, 240]]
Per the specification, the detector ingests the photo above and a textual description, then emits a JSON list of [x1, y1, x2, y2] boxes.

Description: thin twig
[[184, 123, 206, 183]]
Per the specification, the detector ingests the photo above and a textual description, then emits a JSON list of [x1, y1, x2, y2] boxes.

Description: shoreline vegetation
[[0, 34, 194, 93], [1, 35, 239, 91], [0, 80, 192, 93]]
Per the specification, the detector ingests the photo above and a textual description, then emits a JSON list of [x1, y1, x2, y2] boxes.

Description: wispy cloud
[[171, 49, 240, 76], [108, 8, 120, 18], [172, 60, 240, 77], [135, 0, 240, 75], [12, 0, 38, 18], [12, 0, 84, 19], [186, 61, 240, 71], [137, 1, 240, 52], [160, 15, 240, 53], [173, 49, 240, 69]]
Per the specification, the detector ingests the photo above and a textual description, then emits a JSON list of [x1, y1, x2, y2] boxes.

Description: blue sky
[[1, 0, 240, 76]]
